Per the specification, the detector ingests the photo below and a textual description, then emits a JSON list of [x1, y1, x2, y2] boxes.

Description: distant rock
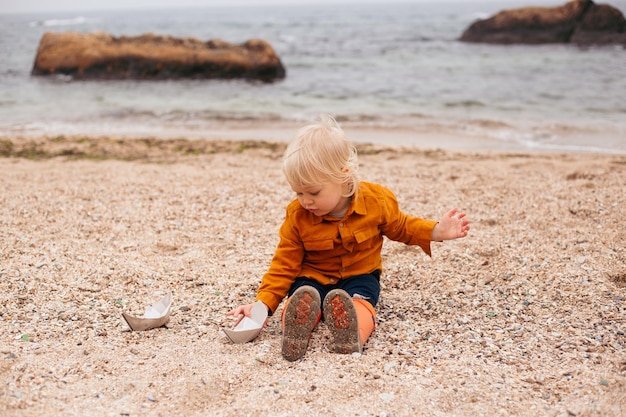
[[31, 31, 286, 82], [459, 0, 626, 45]]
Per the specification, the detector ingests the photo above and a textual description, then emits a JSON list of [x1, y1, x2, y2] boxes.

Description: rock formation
[[459, 0, 626, 45], [31, 32, 286, 82]]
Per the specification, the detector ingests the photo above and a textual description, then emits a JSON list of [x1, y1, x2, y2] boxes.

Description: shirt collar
[[313, 188, 366, 224]]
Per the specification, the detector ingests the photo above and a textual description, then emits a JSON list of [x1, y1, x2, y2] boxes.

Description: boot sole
[[323, 289, 362, 354], [282, 286, 320, 361]]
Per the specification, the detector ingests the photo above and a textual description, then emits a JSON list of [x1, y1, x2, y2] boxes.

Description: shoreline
[[5, 105, 625, 158], [0, 134, 606, 164], [2, 122, 625, 160]]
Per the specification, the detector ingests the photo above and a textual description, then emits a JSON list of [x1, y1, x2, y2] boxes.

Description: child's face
[[292, 182, 350, 217]]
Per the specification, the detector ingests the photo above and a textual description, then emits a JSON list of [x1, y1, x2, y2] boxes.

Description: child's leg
[[353, 297, 376, 345], [281, 285, 321, 361]]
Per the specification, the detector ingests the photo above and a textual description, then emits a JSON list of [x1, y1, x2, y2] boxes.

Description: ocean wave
[[539, 92, 564, 100], [444, 100, 486, 108], [585, 107, 626, 114], [462, 11, 490, 24], [98, 108, 286, 124], [334, 114, 383, 124], [0, 69, 21, 78], [467, 122, 626, 154], [0, 99, 17, 107], [29, 16, 95, 27], [464, 119, 513, 129]]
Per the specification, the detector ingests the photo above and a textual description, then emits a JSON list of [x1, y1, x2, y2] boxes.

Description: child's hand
[[432, 207, 470, 241], [227, 303, 270, 328], [226, 304, 255, 327]]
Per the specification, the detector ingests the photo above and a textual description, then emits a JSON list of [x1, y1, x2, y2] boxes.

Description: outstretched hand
[[431, 207, 470, 241]]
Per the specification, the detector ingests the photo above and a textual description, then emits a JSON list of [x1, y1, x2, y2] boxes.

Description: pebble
[[384, 361, 398, 373], [379, 393, 394, 402]]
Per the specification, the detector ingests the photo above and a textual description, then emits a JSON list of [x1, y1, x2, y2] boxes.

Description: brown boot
[[281, 285, 321, 361], [323, 289, 362, 354]]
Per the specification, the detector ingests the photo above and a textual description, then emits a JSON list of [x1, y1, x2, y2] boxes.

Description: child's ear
[[341, 167, 350, 183]]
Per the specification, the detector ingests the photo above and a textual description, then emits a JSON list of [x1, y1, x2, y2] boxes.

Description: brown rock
[[571, 2, 626, 43], [459, 0, 626, 45], [31, 31, 286, 82]]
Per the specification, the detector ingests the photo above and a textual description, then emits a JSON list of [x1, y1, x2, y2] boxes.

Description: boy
[[227, 114, 470, 361]]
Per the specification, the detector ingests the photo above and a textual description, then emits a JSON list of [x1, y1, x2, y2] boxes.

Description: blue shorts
[[288, 270, 381, 308]]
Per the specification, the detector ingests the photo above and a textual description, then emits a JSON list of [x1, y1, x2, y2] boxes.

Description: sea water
[[1, 1, 625, 153]]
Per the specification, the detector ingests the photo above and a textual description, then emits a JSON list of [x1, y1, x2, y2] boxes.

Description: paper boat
[[223, 301, 267, 343], [122, 293, 173, 331]]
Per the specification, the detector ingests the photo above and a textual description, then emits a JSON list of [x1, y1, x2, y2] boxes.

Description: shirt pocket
[[303, 238, 335, 252], [353, 228, 380, 249]]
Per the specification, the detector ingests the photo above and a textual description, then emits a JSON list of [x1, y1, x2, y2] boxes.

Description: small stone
[[379, 393, 394, 402], [384, 361, 397, 373]]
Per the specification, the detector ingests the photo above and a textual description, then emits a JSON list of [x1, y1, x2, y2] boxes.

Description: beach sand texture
[[1, 136, 625, 416]]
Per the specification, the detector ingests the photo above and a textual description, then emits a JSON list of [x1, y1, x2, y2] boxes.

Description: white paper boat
[[122, 293, 173, 331], [223, 301, 267, 343]]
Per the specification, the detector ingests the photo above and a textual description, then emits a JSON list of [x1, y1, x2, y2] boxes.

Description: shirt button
[[330, 279, 336, 284], [339, 222, 344, 227], [341, 267, 346, 272]]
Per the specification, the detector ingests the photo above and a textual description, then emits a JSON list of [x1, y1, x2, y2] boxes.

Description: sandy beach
[[1, 134, 624, 417]]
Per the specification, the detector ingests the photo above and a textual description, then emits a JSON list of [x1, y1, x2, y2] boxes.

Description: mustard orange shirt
[[256, 181, 437, 313]]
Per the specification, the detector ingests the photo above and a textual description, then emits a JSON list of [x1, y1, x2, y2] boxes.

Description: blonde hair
[[282, 114, 359, 197]]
